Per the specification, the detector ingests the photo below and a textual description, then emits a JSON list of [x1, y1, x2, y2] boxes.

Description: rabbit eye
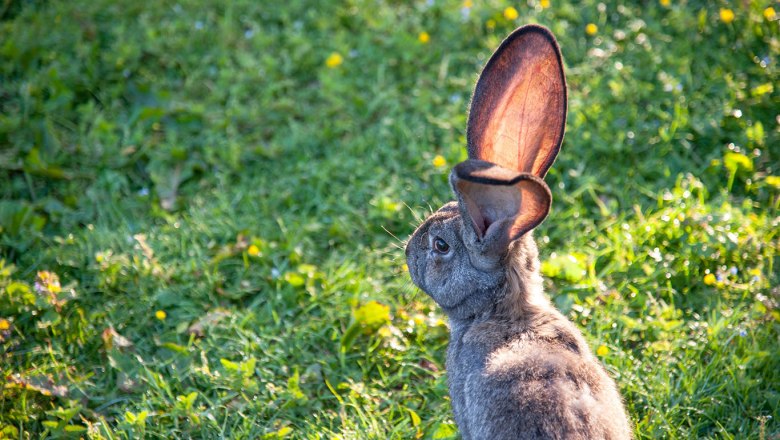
[[433, 237, 450, 254]]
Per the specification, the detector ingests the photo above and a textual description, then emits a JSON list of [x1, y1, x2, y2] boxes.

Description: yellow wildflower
[[765, 176, 780, 188], [432, 155, 447, 167], [540, 0, 550, 9], [703, 273, 716, 286], [0, 318, 10, 331], [34, 270, 69, 311], [35, 271, 61, 294], [247, 244, 261, 256], [596, 345, 609, 356], [377, 326, 392, 338], [155, 310, 167, 320], [503, 6, 519, 20], [402, 263, 408, 272], [325, 52, 343, 68], [585, 23, 598, 36], [412, 313, 427, 327], [719, 8, 734, 24], [463, 0, 473, 8], [354, 301, 391, 328], [659, 0, 670, 7], [764, 7, 776, 21], [418, 32, 430, 44], [486, 19, 496, 30]]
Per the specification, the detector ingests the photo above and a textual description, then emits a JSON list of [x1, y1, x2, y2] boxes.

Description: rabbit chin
[[431, 283, 504, 321], [419, 267, 507, 321]]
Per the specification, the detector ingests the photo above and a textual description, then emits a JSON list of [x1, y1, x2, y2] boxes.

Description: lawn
[[0, 0, 778, 438]]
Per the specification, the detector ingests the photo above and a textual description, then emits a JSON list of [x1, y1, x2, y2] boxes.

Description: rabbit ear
[[467, 24, 567, 178], [451, 160, 551, 259]]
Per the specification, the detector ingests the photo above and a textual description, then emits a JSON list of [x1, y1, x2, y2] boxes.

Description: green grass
[[0, 0, 778, 438]]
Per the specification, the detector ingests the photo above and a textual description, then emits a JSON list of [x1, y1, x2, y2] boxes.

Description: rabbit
[[405, 25, 632, 440]]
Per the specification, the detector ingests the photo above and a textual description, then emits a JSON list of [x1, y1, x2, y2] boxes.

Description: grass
[[0, 0, 778, 438]]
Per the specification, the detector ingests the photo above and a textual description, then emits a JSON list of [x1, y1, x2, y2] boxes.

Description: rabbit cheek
[[406, 251, 427, 292]]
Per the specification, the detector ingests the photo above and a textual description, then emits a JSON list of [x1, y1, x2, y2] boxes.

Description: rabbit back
[[447, 309, 631, 440]]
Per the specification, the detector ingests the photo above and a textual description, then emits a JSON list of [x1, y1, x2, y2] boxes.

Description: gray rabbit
[[405, 25, 632, 439]]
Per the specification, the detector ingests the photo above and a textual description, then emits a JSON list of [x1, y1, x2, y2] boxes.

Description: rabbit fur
[[404, 25, 632, 440]]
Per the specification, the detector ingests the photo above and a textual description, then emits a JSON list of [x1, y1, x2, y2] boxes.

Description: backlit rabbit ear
[[467, 24, 567, 178], [451, 160, 551, 257]]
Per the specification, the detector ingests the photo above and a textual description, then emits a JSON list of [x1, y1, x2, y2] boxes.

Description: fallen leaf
[[6, 374, 68, 397], [133, 234, 155, 261], [102, 326, 134, 350], [418, 359, 440, 373]]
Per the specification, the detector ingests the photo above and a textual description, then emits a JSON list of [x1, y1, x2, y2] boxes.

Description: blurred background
[[0, 0, 778, 438]]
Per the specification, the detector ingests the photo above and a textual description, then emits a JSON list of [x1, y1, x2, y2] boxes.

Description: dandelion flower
[[540, 0, 550, 9], [503, 6, 519, 20], [703, 273, 716, 286], [402, 263, 408, 272], [418, 32, 430, 44], [155, 310, 167, 321], [765, 7, 776, 21], [463, 0, 473, 7], [432, 155, 447, 167], [325, 52, 343, 68], [0, 318, 10, 342], [659, 0, 670, 7], [354, 301, 391, 328], [585, 23, 598, 36], [719, 8, 734, 24], [247, 244, 261, 256], [596, 345, 609, 356]]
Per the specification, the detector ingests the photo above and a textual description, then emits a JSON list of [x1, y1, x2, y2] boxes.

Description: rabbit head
[[406, 25, 567, 320]]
